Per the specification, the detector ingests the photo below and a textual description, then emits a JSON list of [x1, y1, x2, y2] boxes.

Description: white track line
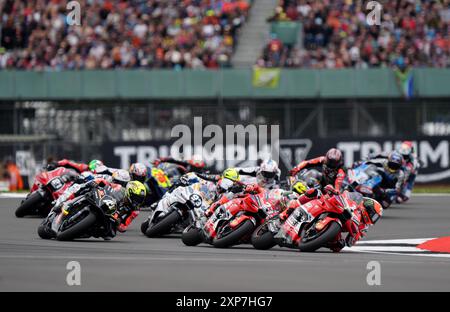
[[0, 193, 27, 198]]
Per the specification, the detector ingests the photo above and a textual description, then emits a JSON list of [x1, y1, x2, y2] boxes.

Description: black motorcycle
[[37, 184, 121, 241]]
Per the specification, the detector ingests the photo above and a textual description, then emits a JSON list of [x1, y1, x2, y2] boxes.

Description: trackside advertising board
[[102, 137, 450, 184]]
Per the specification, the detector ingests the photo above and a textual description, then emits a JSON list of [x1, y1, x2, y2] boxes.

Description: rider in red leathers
[[279, 185, 382, 252], [289, 148, 346, 192], [47, 159, 89, 173]]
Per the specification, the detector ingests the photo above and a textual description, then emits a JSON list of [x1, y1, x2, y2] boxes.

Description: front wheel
[[56, 210, 96, 241], [181, 225, 204, 246], [212, 219, 255, 248], [15, 191, 46, 218], [298, 220, 341, 252], [140, 220, 149, 234], [37, 219, 55, 240], [251, 224, 277, 250], [145, 210, 180, 238]]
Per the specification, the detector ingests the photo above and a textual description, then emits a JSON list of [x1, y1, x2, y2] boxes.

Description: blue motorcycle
[[345, 163, 395, 208]]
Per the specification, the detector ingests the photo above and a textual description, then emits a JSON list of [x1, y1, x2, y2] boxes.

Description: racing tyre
[[37, 220, 54, 240], [145, 210, 180, 238], [181, 225, 204, 246], [298, 221, 341, 252], [251, 224, 277, 250], [140, 220, 149, 235], [15, 192, 45, 218], [213, 219, 255, 248], [56, 210, 96, 241]]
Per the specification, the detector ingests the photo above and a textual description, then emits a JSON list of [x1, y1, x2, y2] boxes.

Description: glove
[[324, 184, 339, 195], [244, 184, 260, 194], [289, 167, 299, 177]]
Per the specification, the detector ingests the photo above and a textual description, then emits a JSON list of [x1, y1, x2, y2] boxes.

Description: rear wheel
[[298, 221, 341, 252], [56, 210, 96, 241], [15, 192, 45, 218], [145, 210, 180, 238], [213, 219, 255, 248], [181, 225, 204, 246]]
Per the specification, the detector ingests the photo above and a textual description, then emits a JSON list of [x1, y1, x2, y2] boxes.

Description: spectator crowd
[[0, 0, 250, 70], [258, 0, 449, 69]]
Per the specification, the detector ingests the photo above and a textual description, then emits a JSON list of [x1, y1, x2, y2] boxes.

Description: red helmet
[[324, 148, 343, 170]]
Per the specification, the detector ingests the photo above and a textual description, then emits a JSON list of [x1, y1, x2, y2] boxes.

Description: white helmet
[[257, 159, 279, 187], [112, 169, 131, 186]]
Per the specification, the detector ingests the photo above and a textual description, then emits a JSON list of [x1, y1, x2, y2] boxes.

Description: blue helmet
[[387, 151, 403, 173]]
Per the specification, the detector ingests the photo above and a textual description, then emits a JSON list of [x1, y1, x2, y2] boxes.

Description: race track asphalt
[[0, 195, 449, 291]]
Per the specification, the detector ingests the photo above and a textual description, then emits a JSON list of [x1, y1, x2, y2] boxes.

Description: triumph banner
[[102, 136, 450, 184]]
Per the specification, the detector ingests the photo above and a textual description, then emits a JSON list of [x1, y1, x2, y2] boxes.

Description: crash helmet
[[112, 170, 131, 186], [323, 148, 344, 179], [257, 159, 279, 186], [361, 197, 383, 225], [129, 163, 148, 183], [217, 168, 240, 193], [125, 181, 147, 208], [292, 181, 307, 195], [386, 151, 403, 173], [399, 141, 413, 162], [88, 159, 104, 172]]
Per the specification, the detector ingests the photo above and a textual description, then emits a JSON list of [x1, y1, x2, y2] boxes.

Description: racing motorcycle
[[345, 163, 394, 208], [182, 190, 273, 248], [37, 184, 121, 241], [141, 180, 216, 237], [15, 167, 77, 218], [251, 189, 359, 252]]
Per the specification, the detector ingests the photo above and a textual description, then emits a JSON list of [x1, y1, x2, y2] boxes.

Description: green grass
[[413, 185, 450, 194], [0, 190, 29, 193]]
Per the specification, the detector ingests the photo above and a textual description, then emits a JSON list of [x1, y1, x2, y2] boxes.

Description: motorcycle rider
[[364, 151, 406, 205], [330, 194, 383, 252], [234, 159, 281, 189], [289, 148, 346, 192], [46, 159, 95, 173], [53, 175, 146, 236], [152, 156, 207, 175], [398, 141, 420, 202], [279, 184, 383, 252]]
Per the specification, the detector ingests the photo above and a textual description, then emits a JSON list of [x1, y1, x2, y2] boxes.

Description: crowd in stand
[[258, 0, 449, 69], [0, 0, 250, 70]]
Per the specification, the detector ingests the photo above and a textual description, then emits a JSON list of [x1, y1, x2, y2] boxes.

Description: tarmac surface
[[0, 195, 449, 291]]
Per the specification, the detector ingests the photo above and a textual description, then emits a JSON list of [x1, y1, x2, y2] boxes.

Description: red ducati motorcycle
[[15, 167, 77, 218], [182, 191, 274, 248], [252, 190, 362, 252]]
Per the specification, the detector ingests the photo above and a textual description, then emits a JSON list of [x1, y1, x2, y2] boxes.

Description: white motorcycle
[[141, 180, 217, 237]]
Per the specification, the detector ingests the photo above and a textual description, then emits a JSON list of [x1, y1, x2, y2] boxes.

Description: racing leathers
[[290, 156, 346, 191], [400, 155, 420, 202], [48, 159, 89, 173], [233, 166, 281, 189], [364, 153, 406, 202]]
